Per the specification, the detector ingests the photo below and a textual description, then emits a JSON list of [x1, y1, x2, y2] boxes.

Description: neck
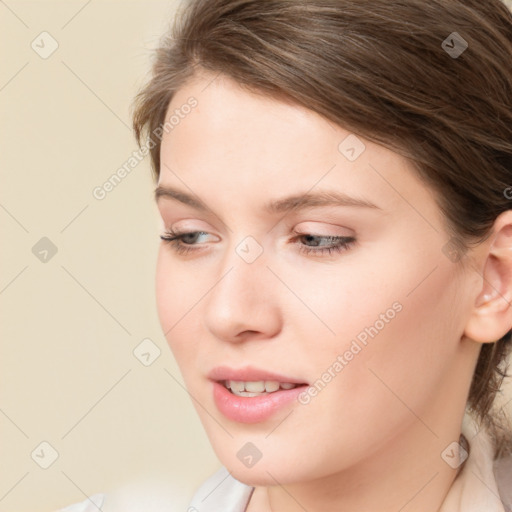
[[249, 403, 469, 512]]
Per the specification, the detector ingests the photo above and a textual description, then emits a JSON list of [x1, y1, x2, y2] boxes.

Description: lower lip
[[212, 381, 306, 423]]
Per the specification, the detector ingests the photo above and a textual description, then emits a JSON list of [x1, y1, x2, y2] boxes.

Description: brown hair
[[132, 0, 512, 456]]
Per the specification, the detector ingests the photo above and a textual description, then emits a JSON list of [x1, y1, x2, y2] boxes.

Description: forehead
[[158, 72, 443, 232], [164, 71, 332, 157], [161, 71, 363, 184]]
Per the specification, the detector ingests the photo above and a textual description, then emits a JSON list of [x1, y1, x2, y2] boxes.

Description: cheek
[[239, 256, 468, 479], [366, 263, 466, 403], [295, 251, 466, 427], [283, 238, 463, 391], [155, 248, 202, 364], [288, 235, 464, 360], [155, 249, 178, 337]]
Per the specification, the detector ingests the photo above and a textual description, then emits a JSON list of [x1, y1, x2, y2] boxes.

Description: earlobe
[[464, 211, 512, 344]]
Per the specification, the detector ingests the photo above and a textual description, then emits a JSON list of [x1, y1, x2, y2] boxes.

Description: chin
[[224, 462, 283, 486], [216, 444, 307, 484]]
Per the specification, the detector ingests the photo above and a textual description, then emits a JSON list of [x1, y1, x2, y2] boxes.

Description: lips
[[209, 366, 308, 423], [208, 366, 307, 385]]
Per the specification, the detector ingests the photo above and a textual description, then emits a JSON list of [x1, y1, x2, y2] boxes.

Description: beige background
[[1, 2, 219, 511], [1, 1, 511, 511]]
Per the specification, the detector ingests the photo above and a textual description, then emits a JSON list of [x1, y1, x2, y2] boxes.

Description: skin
[[154, 70, 512, 512]]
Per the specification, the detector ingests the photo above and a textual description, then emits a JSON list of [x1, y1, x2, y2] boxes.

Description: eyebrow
[[154, 185, 381, 213]]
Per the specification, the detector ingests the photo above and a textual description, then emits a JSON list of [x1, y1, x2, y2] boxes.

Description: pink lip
[[209, 366, 308, 424], [212, 382, 306, 423], [208, 365, 307, 384]]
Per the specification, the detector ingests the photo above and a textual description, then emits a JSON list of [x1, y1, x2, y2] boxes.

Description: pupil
[[184, 233, 199, 243], [305, 235, 320, 246]]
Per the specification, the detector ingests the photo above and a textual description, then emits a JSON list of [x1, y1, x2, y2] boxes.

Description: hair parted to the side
[[132, 0, 512, 456]]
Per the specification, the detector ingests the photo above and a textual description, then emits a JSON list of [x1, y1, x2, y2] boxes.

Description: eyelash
[[159, 230, 356, 257]]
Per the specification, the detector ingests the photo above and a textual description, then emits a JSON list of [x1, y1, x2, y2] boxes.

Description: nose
[[203, 246, 282, 344]]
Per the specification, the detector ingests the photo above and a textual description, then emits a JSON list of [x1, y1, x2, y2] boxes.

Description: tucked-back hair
[[132, 0, 512, 455]]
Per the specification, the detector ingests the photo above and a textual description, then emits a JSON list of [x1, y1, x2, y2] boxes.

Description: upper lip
[[208, 365, 308, 384]]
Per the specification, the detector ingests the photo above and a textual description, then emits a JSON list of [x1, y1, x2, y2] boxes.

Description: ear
[[464, 210, 512, 343]]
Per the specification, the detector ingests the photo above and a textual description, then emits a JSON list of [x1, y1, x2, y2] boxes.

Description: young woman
[[62, 0, 512, 510]]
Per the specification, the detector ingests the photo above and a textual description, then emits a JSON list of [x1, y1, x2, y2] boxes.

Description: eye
[[292, 233, 356, 256], [160, 229, 217, 255], [160, 230, 356, 257]]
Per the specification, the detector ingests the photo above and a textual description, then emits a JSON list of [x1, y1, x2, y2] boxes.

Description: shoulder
[[56, 493, 106, 512], [188, 467, 254, 512]]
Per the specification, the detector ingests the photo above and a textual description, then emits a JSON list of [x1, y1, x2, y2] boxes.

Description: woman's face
[[155, 71, 480, 485]]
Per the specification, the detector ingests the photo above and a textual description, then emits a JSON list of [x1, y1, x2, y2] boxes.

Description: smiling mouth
[[221, 380, 306, 397]]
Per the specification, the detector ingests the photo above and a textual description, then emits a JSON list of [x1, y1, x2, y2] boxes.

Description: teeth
[[265, 381, 280, 392], [245, 381, 265, 392], [225, 380, 298, 396], [229, 381, 245, 393]]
